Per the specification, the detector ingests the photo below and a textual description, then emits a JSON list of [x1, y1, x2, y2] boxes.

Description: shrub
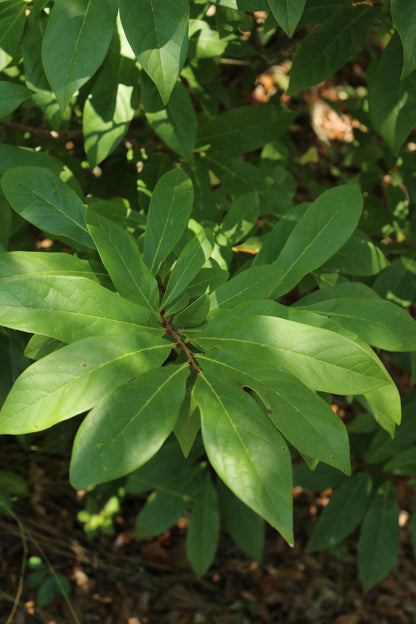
[[0, 0, 415, 589]]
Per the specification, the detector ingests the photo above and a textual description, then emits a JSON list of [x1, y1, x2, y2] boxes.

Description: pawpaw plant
[[0, 0, 415, 588]]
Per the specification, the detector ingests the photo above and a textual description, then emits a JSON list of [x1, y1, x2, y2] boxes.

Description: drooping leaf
[[288, 5, 374, 94], [0, 333, 170, 435], [0, 81, 33, 117], [0, 275, 161, 342], [197, 104, 296, 156], [272, 184, 363, 297], [197, 313, 392, 396], [1, 167, 94, 249], [307, 473, 372, 551], [266, 0, 306, 37], [83, 33, 138, 167], [217, 479, 265, 563], [194, 375, 293, 544], [363, 383, 401, 436], [86, 208, 160, 318], [369, 32, 416, 155], [186, 473, 220, 577], [42, 0, 118, 112], [70, 364, 189, 488], [391, 0, 416, 78], [119, 0, 189, 104], [295, 293, 416, 352], [143, 169, 194, 274], [141, 73, 197, 161], [134, 465, 203, 540], [0, 0, 27, 72], [358, 482, 400, 591]]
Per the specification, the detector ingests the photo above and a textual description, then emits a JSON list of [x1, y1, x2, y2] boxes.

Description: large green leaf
[[0, 251, 102, 284], [295, 294, 416, 352], [362, 383, 401, 436], [0, 333, 170, 435], [321, 230, 388, 276], [42, 0, 118, 112], [162, 227, 213, 311], [369, 32, 416, 154], [141, 73, 196, 161], [196, 314, 393, 396], [197, 104, 296, 156], [0, 144, 82, 197], [358, 482, 400, 591], [70, 364, 189, 488], [0, 0, 27, 72], [186, 474, 220, 577], [272, 185, 363, 297], [288, 5, 374, 94], [83, 33, 138, 167], [198, 351, 351, 474], [266, 0, 306, 37], [373, 257, 416, 308], [307, 473, 372, 551], [0, 81, 32, 117], [391, 0, 416, 78], [0, 275, 160, 342], [86, 209, 160, 318], [1, 167, 94, 249], [143, 169, 194, 274], [119, 0, 189, 104], [194, 375, 293, 544]]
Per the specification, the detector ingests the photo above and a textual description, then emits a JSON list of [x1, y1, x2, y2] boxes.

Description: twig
[[162, 317, 200, 373], [0, 120, 82, 142]]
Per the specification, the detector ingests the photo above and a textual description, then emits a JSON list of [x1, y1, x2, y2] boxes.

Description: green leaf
[[119, 0, 189, 104], [1, 167, 94, 249], [209, 264, 284, 311], [0, 333, 170, 435], [296, 295, 416, 352], [141, 73, 196, 161], [197, 313, 393, 396], [307, 473, 372, 551], [412, 497, 416, 560], [266, 0, 306, 37], [288, 5, 374, 94], [162, 227, 213, 310], [362, 383, 401, 435], [358, 482, 400, 591], [220, 192, 260, 245], [42, 0, 118, 112], [321, 230, 388, 276], [174, 403, 200, 458], [272, 185, 363, 297], [134, 465, 203, 539], [0, 0, 27, 72], [0, 251, 102, 285], [83, 33, 138, 167], [186, 473, 220, 577], [172, 294, 210, 329], [0, 144, 82, 197], [0, 81, 32, 117], [373, 257, 416, 308], [369, 32, 416, 155], [391, 0, 416, 78], [217, 479, 264, 562], [85, 209, 159, 318], [198, 351, 351, 474], [70, 364, 189, 488], [194, 375, 293, 544], [143, 169, 194, 274], [0, 275, 160, 342], [197, 104, 296, 156]]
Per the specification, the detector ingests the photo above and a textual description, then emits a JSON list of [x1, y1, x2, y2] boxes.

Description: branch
[[162, 317, 200, 374], [0, 120, 82, 142]]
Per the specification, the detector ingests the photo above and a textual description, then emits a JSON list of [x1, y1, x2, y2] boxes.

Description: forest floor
[[1, 443, 416, 624]]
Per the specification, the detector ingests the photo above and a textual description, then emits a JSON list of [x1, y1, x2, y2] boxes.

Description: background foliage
[[1, 0, 416, 604]]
